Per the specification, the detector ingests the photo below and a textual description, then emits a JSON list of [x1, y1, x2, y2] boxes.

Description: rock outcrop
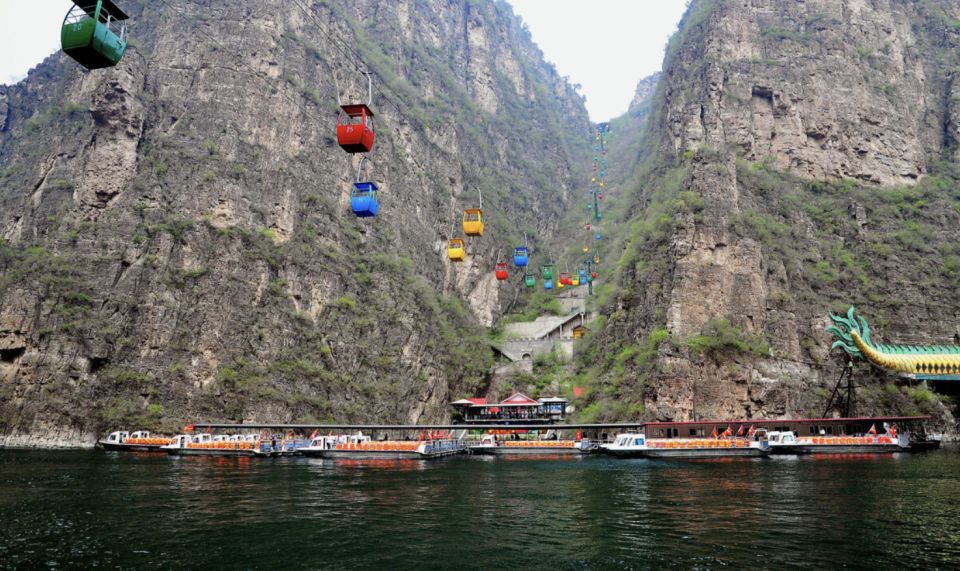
[[0, 0, 591, 444], [581, 0, 960, 429]]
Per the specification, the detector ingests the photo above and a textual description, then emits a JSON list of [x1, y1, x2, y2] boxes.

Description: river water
[[2, 448, 959, 569]]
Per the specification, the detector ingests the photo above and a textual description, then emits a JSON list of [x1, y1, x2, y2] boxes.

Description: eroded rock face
[[0, 0, 591, 443], [663, 0, 960, 186], [590, 0, 960, 425]]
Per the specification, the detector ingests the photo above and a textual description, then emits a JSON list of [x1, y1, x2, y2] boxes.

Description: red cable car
[[495, 262, 509, 281], [337, 73, 376, 153], [337, 104, 375, 153], [559, 272, 571, 286], [591, 272, 598, 279]]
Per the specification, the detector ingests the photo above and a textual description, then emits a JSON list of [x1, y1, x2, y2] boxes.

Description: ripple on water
[[2, 449, 960, 568]]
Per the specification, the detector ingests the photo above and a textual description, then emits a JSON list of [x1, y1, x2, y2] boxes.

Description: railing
[[64, 4, 127, 41]]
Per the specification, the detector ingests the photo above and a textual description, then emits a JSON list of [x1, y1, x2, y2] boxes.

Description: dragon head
[[826, 306, 873, 359]]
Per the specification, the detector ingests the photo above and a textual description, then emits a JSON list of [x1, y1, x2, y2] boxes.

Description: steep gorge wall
[[581, 0, 960, 426], [0, 0, 591, 445]]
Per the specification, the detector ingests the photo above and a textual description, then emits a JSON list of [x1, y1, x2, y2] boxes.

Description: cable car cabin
[[559, 272, 570, 286], [495, 262, 509, 281], [543, 279, 554, 290], [540, 264, 555, 280], [337, 104, 376, 153], [61, 0, 130, 70], [579, 268, 588, 281], [595, 232, 602, 241], [592, 271, 598, 279], [513, 246, 529, 267], [447, 238, 465, 261], [463, 209, 484, 236], [571, 277, 580, 286], [350, 182, 380, 217], [557, 280, 565, 289], [524, 273, 536, 288]]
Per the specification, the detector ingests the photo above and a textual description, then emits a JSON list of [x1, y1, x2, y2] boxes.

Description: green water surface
[[2, 449, 959, 569]]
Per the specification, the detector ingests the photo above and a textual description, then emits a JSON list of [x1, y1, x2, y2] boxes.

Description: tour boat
[[602, 433, 770, 459], [162, 433, 273, 457], [765, 427, 908, 455], [468, 434, 594, 455], [300, 434, 465, 459], [97, 430, 171, 452]]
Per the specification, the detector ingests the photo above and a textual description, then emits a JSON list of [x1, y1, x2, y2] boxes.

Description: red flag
[[184, 424, 195, 432], [889, 425, 898, 438], [711, 427, 718, 439], [747, 425, 756, 437], [736, 425, 745, 437], [867, 424, 877, 435], [723, 427, 733, 438], [310, 430, 318, 440]]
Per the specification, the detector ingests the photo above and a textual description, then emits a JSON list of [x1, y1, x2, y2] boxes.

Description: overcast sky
[[509, 0, 687, 121], [0, 0, 688, 122]]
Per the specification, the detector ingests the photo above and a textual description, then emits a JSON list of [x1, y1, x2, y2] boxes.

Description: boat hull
[[164, 447, 266, 457], [769, 444, 903, 455], [469, 446, 590, 456], [309, 441, 466, 460], [97, 442, 167, 453], [640, 447, 769, 459]]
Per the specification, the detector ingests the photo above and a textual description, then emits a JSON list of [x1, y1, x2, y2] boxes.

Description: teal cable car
[[524, 273, 536, 288], [540, 264, 555, 281], [61, 1, 130, 70]]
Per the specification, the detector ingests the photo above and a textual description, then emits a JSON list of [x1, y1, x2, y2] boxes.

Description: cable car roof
[[340, 103, 375, 117], [71, 0, 130, 20]]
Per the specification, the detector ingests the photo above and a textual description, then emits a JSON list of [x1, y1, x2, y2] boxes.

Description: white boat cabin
[[608, 433, 646, 449], [105, 431, 130, 444], [766, 431, 797, 445]]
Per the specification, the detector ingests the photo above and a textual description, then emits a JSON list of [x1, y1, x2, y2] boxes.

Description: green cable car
[[61, 1, 130, 70], [524, 273, 536, 288], [540, 264, 555, 281]]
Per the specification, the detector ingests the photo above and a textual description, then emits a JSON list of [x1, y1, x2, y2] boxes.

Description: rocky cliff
[[578, 0, 960, 428], [0, 0, 591, 446]]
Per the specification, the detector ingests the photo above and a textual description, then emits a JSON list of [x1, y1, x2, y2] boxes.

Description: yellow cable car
[[463, 209, 484, 236], [448, 238, 466, 261], [571, 277, 580, 286]]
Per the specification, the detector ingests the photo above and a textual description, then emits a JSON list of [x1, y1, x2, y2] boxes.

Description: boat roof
[[71, 0, 130, 20], [644, 415, 930, 427]]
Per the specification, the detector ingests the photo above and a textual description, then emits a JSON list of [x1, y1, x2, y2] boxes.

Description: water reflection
[[1, 449, 960, 568]]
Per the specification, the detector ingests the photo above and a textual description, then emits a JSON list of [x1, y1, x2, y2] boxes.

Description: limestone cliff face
[[583, 0, 960, 426], [628, 72, 660, 113], [0, 0, 591, 445]]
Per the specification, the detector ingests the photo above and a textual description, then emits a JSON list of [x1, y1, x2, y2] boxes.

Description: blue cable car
[[543, 279, 554, 290], [351, 182, 379, 217], [595, 231, 602, 241], [578, 268, 588, 282], [514, 246, 529, 267], [350, 157, 379, 217]]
